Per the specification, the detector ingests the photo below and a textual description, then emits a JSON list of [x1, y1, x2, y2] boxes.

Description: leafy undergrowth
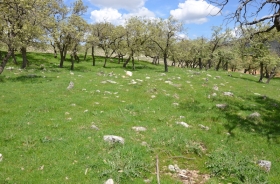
[[0, 52, 280, 183]]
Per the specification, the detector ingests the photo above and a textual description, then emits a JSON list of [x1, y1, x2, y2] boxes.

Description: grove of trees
[[1, 0, 280, 83]]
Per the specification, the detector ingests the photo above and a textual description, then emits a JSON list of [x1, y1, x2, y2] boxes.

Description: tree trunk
[[216, 58, 222, 71], [59, 50, 64, 68], [0, 49, 13, 74], [266, 67, 276, 84], [198, 58, 202, 70], [132, 56, 135, 70], [21, 47, 28, 69], [123, 56, 131, 68], [91, 46, 95, 66], [103, 56, 107, 67], [70, 54, 74, 70], [163, 53, 168, 72], [84, 47, 89, 61], [11, 49, 18, 65], [51, 43, 57, 58], [259, 62, 264, 82]]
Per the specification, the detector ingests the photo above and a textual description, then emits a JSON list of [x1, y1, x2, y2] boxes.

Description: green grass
[[1, 52, 280, 183]]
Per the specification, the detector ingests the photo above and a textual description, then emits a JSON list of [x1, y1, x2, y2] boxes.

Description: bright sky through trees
[[64, 0, 270, 39]]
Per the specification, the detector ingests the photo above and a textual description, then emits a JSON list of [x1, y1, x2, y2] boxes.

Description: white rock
[[223, 92, 233, 96], [165, 81, 173, 84], [216, 104, 227, 109], [107, 80, 117, 84], [126, 71, 132, 77], [67, 81, 74, 90], [212, 93, 217, 97], [176, 122, 190, 128], [104, 178, 114, 184], [248, 112, 260, 118], [174, 164, 180, 172], [258, 160, 271, 172], [90, 124, 99, 130], [132, 127, 147, 132], [168, 165, 176, 172], [199, 124, 210, 130], [0, 153, 2, 161], [103, 135, 124, 144], [213, 85, 219, 91]]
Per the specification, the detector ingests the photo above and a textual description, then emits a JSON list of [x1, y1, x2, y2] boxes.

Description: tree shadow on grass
[[221, 95, 280, 143], [4, 74, 53, 83]]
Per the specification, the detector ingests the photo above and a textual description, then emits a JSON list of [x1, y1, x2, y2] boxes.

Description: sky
[[65, 0, 270, 39]]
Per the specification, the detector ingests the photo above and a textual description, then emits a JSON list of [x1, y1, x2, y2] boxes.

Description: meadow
[[0, 52, 280, 183]]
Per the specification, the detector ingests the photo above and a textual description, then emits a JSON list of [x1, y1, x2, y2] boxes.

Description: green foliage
[[1, 52, 280, 183], [206, 150, 268, 183]]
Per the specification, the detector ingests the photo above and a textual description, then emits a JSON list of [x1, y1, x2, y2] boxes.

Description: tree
[[45, 0, 87, 68], [93, 22, 123, 68], [209, 0, 280, 33], [0, 0, 55, 74], [123, 17, 150, 70], [149, 16, 183, 72]]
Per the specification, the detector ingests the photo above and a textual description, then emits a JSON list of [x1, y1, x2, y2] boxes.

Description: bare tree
[[209, 0, 280, 33]]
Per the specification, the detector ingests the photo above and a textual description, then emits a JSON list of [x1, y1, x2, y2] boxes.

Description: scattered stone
[[176, 122, 190, 128], [179, 116, 185, 119], [84, 109, 88, 113], [165, 81, 173, 84], [215, 76, 221, 79], [213, 85, 219, 91], [132, 126, 147, 132], [129, 80, 137, 84], [216, 104, 227, 109], [67, 81, 74, 90], [70, 104, 76, 106], [254, 93, 261, 96], [6, 67, 14, 70], [168, 165, 176, 172], [107, 80, 117, 84], [0, 153, 2, 161], [248, 112, 260, 118], [104, 178, 114, 184], [212, 93, 217, 97], [160, 73, 166, 76], [90, 124, 99, 130], [143, 179, 151, 183], [146, 76, 150, 79], [173, 103, 179, 106], [126, 71, 132, 77], [258, 160, 271, 172], [223, 92, 233, 96], [151, 95, 156, 98], [103, 135, 124, 144], [141, 141, 148, 146], [199, 124, 210, 130]]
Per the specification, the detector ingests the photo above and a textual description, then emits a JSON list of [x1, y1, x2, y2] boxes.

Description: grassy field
[[1, 52, 280, 183]]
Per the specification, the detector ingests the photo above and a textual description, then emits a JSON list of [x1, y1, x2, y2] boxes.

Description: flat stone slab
[[258, 160, 271, 172], [132, 126, 147, 132], [248, 112, 260, 118], [223, 92, 233, 96], [216, 104, 227, 109], [103, 135, 124, 144], [176, 122, 190, 128], [104, 178, 114, 184]]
